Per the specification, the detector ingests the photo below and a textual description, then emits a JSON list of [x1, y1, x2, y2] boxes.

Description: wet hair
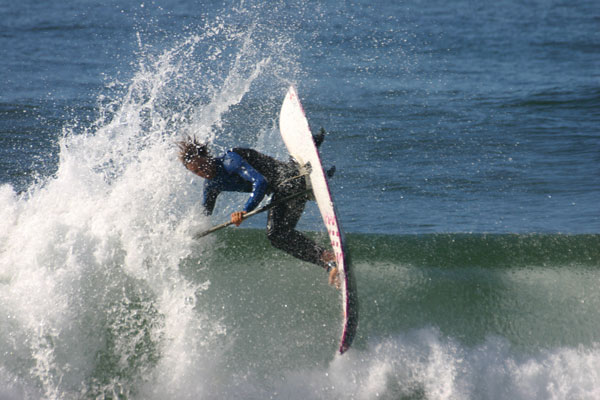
[[177, 136, 209, 164]]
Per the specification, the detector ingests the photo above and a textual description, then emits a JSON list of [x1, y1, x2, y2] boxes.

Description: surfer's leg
[[266, 195, 329, 268]]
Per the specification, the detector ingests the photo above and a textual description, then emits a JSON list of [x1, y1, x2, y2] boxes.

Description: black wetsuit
[[202, 148, 328, 268]]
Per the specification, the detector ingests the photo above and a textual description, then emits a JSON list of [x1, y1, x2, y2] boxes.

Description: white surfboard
[[279, 85, 358, 354]]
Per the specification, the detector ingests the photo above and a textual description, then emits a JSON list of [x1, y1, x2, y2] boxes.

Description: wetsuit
[[202, 148, 329, 268]]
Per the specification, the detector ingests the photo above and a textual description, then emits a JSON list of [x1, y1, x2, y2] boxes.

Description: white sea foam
[[271, 329, 600, 400], [0, 4, 303, 395], [0, 31, 252, 400]]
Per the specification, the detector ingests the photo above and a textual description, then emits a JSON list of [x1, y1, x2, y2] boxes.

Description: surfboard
[[279, 85, 358, 354]]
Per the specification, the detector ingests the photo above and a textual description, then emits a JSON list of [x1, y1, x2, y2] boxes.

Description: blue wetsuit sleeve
[[223, 151, 267, 212]]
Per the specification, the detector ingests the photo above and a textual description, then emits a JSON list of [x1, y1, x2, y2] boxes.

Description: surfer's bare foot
[[328, 267, 340, 289], [321, 251, 340, 289]]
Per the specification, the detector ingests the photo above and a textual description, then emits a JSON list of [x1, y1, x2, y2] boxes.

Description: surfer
[[178, 131, 340, 286]]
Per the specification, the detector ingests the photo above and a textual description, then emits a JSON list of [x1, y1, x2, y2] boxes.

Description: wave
[[192, 230, 600, 346], [203, 229, 600, 268], [0, 6, 297, 398], [346, 232, 600, 268]]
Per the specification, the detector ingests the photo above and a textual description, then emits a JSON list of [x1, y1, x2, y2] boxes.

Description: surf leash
[[193, 189, 312, 239], [193, 163, 334, 239]]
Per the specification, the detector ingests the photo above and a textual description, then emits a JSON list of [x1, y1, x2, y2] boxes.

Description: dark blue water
[[1, 0, 599, 398]]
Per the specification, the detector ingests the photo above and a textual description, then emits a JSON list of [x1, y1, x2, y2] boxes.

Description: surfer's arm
[[202, 182, 220, 216], [223, 151, 267, 213]]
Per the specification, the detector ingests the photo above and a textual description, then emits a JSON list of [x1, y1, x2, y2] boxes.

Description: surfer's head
[[178, 136, 217, 179]]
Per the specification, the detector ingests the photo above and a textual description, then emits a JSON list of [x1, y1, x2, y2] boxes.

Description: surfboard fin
[[313, 127, 326, 148], [326, 165, 336, 178]]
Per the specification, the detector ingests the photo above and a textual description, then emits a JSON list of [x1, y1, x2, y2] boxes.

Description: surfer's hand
[[231, 211, 246, 226], [328, 267, 340, 289]]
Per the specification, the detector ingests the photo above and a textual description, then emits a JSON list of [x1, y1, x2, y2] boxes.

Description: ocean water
[[1, 0, 599, 398]]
